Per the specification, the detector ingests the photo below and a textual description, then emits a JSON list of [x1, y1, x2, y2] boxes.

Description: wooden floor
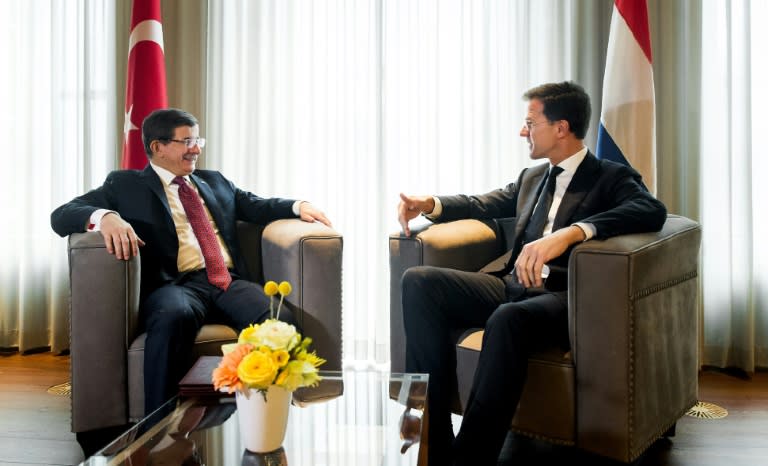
[[0, 354, 766, 466], [0, 353, 83, 466], [497, 369, 768, 466]]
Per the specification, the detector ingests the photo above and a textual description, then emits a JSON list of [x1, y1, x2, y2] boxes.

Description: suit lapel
[[481, 154, 600, 275], [140, 166, 173, 218], [514, 164, 549, 242], [553, 152, 599, 229]]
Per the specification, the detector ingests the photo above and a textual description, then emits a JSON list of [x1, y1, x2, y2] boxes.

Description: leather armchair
[[68, 219, 343, 434], [389, 215, 701, 462]]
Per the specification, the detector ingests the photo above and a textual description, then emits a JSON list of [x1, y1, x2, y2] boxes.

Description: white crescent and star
[[124, 20, 165, 141], [129, 19, 164, 54], [124, 105, 139, 142]]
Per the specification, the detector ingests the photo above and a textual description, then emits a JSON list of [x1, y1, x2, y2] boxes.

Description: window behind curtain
[[206, 0, 593, 369], [0, 0, 116, 352]]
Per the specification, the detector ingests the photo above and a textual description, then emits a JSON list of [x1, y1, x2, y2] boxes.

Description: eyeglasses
[[523, 120, 551, 131], [163, 137, 206, 149]]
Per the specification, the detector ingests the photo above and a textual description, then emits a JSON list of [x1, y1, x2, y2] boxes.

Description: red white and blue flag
[[596, 0, 656, 195], [121, 0, 168, 170]]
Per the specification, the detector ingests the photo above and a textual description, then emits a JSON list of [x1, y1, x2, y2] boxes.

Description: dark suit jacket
[[51, 166, 297, 301], [435, 152, 667, 279]]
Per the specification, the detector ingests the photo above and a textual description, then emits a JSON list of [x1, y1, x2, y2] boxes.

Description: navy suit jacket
[[435, 152, 667, 278], [51, 166, 297, 301]]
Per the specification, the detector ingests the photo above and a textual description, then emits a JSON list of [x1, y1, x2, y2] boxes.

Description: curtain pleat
[[698, 0, 766, 371], [0, 0, 116, 353]]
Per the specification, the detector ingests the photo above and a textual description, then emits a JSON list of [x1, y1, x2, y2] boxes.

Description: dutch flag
[[596, 0, 657, 195]]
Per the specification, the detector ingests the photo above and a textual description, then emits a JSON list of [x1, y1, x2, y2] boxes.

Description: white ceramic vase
[[236, 385, 292, 453]]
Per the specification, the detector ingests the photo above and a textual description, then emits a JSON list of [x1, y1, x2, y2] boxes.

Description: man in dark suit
[[397, 81, 667, 465], [51, 108, 331, 417]]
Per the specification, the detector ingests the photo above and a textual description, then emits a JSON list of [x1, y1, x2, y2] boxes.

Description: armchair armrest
[[68, 231, 140, 432], [389, 219, 502, 372], [568, 214, 701, 461], [260, 219, 344, 370]]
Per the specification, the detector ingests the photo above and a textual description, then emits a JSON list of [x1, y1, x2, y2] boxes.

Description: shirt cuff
[[292, 200, 305, 216], [89, 209, 118, 231], [572, 222, 596, 241], [423, 196, 442, 220]]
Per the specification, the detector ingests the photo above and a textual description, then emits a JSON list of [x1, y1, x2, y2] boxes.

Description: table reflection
[[83, 371, 427, 466]]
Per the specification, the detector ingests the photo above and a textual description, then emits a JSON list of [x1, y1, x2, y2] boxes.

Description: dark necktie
[[521, 165, 564, 245], [172, 176, 232, 290]]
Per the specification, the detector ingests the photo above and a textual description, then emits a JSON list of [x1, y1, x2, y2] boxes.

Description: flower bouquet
[[212, 280, 325, 400], [212, 280, 326, 452]]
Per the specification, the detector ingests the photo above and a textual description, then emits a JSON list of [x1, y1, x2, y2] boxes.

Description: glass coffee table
[[79, 370, 428, 466]]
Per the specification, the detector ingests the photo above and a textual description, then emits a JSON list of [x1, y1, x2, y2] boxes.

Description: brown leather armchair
[[389, 215, 701, 462], [68, 219, 343, 435]]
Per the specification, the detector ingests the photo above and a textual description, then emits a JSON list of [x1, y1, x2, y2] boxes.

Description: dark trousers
[[141, 270, 299, 415], [401, 266, 568, 466]]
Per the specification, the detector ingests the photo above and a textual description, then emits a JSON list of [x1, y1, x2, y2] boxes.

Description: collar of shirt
[[549, 146, 588, 192], [540, 146, 588, 237], [149, 162, 190, 187], [551, 146, 588, 176]]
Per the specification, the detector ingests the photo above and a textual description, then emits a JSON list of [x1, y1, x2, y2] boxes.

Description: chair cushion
[[455, 330, 577, 445], [127, 324, 238, 421]]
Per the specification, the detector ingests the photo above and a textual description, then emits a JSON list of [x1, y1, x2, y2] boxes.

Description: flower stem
[[276, 296, 285, 321]]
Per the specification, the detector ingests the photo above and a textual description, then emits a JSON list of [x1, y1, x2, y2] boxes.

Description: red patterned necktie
[[172, 176, 232, 290]]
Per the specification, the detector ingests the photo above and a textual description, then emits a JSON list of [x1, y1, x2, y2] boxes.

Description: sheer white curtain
[[0, 1, 116, 353], [206, 0, 604, 368], [699, 0, 768, 371]]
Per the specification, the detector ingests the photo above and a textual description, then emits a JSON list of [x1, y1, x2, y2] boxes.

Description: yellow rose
[[237, 350, 278, 389]]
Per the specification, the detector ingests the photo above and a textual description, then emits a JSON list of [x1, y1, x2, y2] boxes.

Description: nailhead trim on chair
[[630, 270, 698, 301], [627, 270, 699, 461], [511, 428, 576, 446]]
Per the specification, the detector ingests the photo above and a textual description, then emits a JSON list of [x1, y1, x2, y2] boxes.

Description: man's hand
[[298, 202, 332, 227], [514, 225, 585, 288], [397, 193, 435, 237], [100, 212, 145, 260]]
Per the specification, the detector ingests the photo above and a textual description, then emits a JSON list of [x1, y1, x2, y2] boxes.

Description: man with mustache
[[51, 108, 331, 418]]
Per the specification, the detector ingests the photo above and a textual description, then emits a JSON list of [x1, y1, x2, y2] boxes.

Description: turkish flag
[[121, 0, 168, 170]]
